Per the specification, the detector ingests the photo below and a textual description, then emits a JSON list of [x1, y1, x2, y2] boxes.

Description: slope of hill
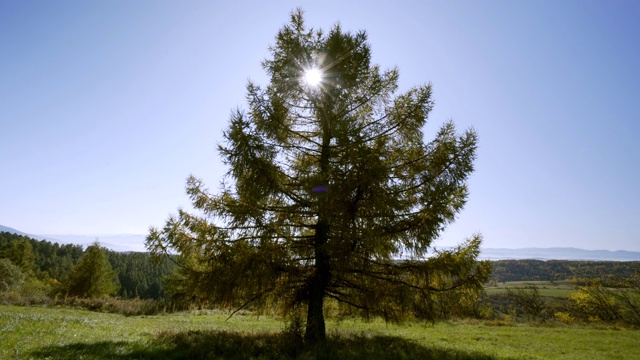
[[0, 225, 52, 241], [37, 234, 147, 252], [0, 225, 28, 236]]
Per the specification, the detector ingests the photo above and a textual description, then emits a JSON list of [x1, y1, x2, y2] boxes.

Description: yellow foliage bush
[[554, 311, 574, 324]]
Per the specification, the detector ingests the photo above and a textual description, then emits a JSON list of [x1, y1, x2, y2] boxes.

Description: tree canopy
[[0, 258, 27, 292], [65, 242, 119, 298], [0, 235, 36, 275], [147, 10, 489, 343]]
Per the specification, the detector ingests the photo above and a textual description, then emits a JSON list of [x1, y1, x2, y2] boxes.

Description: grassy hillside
[[1, 305, 638, 359]]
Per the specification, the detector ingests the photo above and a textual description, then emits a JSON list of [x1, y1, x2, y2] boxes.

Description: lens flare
[[304, 68, 322, 87]]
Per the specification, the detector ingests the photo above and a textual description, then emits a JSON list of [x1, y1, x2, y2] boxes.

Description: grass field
[[1, 304, 639, 359], [485, 280, 576, 297]]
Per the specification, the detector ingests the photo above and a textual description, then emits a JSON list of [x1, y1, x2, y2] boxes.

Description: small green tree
[[65, 242, 119, 298]]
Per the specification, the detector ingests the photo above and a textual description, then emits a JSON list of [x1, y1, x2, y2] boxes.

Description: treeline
[[106, 251, 174, 299], [491, 259, 640, 285], [0, 231, 174, 299]]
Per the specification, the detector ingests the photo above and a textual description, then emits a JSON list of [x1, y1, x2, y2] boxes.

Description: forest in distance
[[1, 231, 638, 299], [0, 231, 174, 300]]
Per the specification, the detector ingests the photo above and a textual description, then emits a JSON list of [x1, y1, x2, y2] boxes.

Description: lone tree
[[147, 10, 489, 343], [65, 241, 119, 298]]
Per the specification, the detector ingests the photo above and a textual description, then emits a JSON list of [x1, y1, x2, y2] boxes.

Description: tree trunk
[[305, 95, 332, 344], [305, 218, 330, 344], [305, 276, 327, 343]]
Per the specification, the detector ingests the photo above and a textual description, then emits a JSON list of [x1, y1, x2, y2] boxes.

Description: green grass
[[1, 304, 639, 359], [485, 280, 576, 297], [485, 288, 574, 297]]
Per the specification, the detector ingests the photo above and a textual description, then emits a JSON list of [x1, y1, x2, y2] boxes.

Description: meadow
[[1, 304, 639, 359], [484, 280, 575, 297]]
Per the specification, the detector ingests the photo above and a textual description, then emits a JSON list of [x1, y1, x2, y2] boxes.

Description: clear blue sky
[[1, 1, 638, 251]]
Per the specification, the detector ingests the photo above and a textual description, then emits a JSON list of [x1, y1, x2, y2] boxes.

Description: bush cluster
[[0, 292, 166, 316]]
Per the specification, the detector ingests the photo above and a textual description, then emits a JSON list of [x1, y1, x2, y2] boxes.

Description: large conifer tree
[[147, 10, 489, 343]]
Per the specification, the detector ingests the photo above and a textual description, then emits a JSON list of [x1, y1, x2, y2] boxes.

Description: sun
[[304, 67, 322, 87]]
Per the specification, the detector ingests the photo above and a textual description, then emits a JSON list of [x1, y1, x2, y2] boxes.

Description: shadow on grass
[[29, 330, 499, 360]]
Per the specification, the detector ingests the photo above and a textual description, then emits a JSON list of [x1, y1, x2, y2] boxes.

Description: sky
[[1, 1, 638, 251]]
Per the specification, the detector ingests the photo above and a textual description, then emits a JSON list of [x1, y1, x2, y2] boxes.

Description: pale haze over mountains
[[0, 225, 146, 253], [2, 224, 638, 261]]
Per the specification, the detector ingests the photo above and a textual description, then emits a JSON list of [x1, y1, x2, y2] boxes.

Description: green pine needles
[[147, 9, 489, 343]]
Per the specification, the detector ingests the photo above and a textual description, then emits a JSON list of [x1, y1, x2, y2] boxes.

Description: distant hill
[[0, 224, 49, 241], [479, 247, 640, 261], [0, 224, 31, 237], [490, 259, 640, 283]]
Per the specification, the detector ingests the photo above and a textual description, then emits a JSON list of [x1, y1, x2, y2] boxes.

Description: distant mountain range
[[478, 247, 640, 261], [0, 225, 146, 252], [1, 224, 639, 260]]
